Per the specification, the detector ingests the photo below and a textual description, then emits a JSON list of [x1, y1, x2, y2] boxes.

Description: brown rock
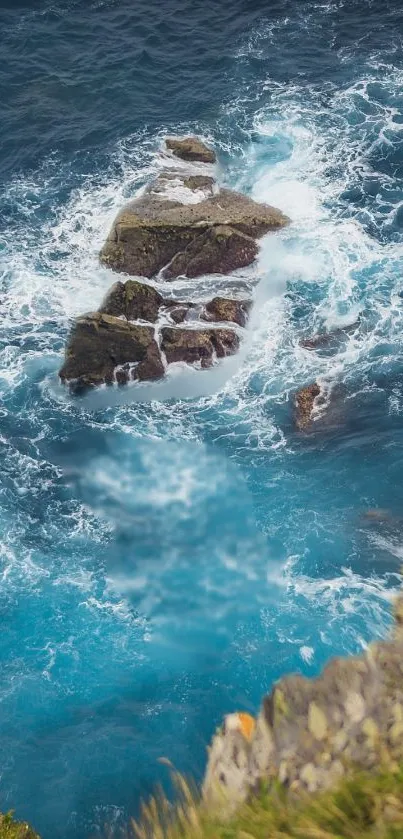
[[300, 321, 360, 351], [100, 189, 289, 279], [202, 296, 252, 327], [165, 136, 216, 164], [161, 327, 239, 368], [59, 313, 164, 392], [163, 225, 258, 280], [99, 280, 163, 322], [294, 383, 321, 431]]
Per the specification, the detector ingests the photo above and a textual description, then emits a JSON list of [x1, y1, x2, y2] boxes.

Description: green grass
[[0, 813, 40, 839], [132, 766, 403, 839]]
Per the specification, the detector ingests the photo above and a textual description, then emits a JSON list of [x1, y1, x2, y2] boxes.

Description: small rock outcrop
[[100, 188, 288, 280], [59, 313, 164, 391], [294, 383, 321, 430], [202, 296, 251, 327], [100, 279, 163, 322], [203, 593, 403, 814], [165, 136, 216, 163], [161, 327, 239, 368]]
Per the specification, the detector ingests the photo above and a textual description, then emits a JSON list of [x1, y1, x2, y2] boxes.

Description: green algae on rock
[[100, 279, 163, 323], [0, 813, 40, 839]]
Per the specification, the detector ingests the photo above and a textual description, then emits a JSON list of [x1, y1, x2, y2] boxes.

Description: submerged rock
[[165, 136, 216, 163], [59, 313, 164, 391], [100, 279, 163, 322], [294, 383, 321, 430], [300, 321, 360, 351], [161, 327, 239, 368], [100, 188, 288, 279], [202, 296, 251, 327], [203, 592, 403, 813]]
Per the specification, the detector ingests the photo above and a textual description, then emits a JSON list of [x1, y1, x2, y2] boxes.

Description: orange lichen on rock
[[224, 712, 256, 740], [238, 713, 256, 740]]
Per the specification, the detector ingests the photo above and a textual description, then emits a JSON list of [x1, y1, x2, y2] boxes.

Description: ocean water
[[1, 0, 403, 835]]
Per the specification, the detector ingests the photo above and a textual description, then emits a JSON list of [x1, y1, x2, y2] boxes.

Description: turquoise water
[[1, 0, 403, 836]]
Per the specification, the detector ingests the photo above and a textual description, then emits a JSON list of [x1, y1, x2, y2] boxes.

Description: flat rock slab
[[100, 188, 289, 279], [59, 313, 164, 391], [161, 326, 239, 368], [165, 136, 216, 163]]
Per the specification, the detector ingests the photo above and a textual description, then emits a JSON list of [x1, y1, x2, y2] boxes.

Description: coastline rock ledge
[[202, 592, 403, 815], [59, 137, 289, 391]]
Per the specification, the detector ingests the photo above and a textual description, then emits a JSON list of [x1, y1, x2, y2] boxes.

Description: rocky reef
[[202, 593, 403, 815], [59, 136, 289, 392]]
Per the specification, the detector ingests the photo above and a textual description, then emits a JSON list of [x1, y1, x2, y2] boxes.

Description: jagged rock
[[165, 136, 216, 163], [100, 280, 163, 322], [202, 296, 251, 327], [294, 383, 321, 430], [163, 225, 258, 280], [59, 313, 164, 391], [100, 188, 289, 279], [203, 593, 403, 813], [161, 327, 239, 368]]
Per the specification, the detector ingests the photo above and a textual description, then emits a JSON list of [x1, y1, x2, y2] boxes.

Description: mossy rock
[[100, 280, 163, 322], [0, 813, 40, 839]]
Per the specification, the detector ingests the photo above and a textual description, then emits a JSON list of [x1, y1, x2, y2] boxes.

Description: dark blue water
[[1, 0, 403, 836]]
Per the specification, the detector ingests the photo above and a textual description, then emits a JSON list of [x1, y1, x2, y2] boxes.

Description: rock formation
[[59, 313, 164, 392], [294, 383, 321, 430], [161, 327, 239, 367], [202, 296, 251, 327], [100, 187, 288, 280], [59, 137, 289, 392], [202, 593, 403, 814], [165, 136, 216, 163]]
